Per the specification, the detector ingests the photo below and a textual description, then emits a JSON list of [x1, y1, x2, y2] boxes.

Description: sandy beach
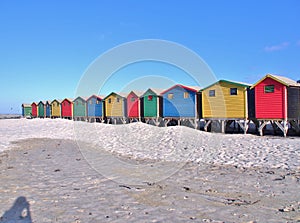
[[0, 119, 300, 222]]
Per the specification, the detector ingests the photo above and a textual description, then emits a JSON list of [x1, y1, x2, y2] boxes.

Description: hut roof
[[64, 98, 74, 102], [73, 96, 89, 102], [87, 95, 103, 101], [201, 80, 251, 91], [251, 74, 300, 89], [51, 99, 63, 104], [141, 88, 164, 97], [22, 103, 31, 107], [160, 84, 201, 95], [103, 92, 127, 100], [127, 90, 144, 98]]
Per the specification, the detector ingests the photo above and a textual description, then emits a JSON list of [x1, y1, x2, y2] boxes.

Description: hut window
[[184, 92, 189, 98], [131, 97, 135, 102], [148, 95, 153, 101], [76, 101, 78, 105], [108, 98, 111, 103], [168, 93, 174, 99], [264, 85, 274, 93], [89, 100, 93, 105], [209, 90, 215, 97], [96, 100, 100, 104], [230, 88, 237, 95], [116, 98, 120, 103]]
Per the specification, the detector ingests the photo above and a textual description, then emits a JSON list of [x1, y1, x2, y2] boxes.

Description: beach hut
[[141, 88, 163, 125], [73, 97, 88, 121], [251, 74, 300, 136], [161, 84, 201, 127], [51, 99, 62, 118], [61, 98, 73, 119], [38, 101, 45, 118], [31, 102, 38, 118], [21, 104, 32, 117], [45, 101, 51, 118], [87, 95, 103, 122], [127, 91, 143, 122], [103, 92, 127, 124], [201, 80, 255, 133]]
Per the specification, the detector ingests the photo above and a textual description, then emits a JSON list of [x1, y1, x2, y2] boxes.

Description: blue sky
[[0, 0, 300, 114]]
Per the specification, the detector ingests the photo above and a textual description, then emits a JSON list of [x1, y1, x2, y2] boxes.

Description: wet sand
[[0, 138, 299, 222]]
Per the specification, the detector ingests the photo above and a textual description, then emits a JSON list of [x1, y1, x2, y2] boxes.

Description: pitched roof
[[141, 88, 164, 97], [73, 96, 89, 102], [160, 84, 201, 95], [103, 92, 127, 100], [51, 99, 63, 104], [22, 103, 31, 107], [201, 79, 251, 91], [87, 94, 103, 101], [251, 74, 300, 89], [127, 90, 144, 98]]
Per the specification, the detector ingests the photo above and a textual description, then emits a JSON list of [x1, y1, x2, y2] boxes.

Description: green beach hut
[[22, 104, 32, 117], [141, 88, 163, 125], [38, 101, 45, 118], [73, 96, 88, 121]]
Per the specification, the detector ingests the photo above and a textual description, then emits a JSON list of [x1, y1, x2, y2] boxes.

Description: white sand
[[0, 118, 299, 170]]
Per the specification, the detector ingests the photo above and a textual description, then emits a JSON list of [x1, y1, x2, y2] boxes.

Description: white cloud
[[264, 42, 289, 52]]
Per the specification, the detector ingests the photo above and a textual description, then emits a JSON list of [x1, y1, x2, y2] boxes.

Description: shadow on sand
[[0, 196, 32, 223]]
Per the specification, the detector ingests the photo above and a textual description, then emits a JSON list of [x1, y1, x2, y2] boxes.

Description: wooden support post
[[178, 119, 181, 126], [163, 119, 170, 127], [113, 118, 117, 125], [274, 120, 288, 137], [221, 120, 225, 134], [258, 121, 267, 136], [154, 118, 160, 126], [204, 120, 211, 132], [121, 118, 127, 124]]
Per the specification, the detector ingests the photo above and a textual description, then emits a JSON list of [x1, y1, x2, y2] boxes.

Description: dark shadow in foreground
[[0, 196, 32, 223]]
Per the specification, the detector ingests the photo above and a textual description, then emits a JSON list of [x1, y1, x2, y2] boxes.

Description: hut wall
[[61, 100, 73, 117], [87, 97, 102, 117], [105, 95, 125, 117], [247, 88, 256, 119], [38, 103, 45, 117], [287, 87, 300, 120], [255, 77, 286, 119], [31, 104, 38, 117], [162, 86, 196, 118], [51, 101, 61, 117], [143, 91, 159, 117], [127, 92, 140, 118], [202, 82, 247, 119], [73, 98, 87, 117]]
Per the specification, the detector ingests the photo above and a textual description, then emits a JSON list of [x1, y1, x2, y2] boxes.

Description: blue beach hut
[[45, 101, 51, 118], [87, 95, 103, 122], [161, 84, 201, 127]]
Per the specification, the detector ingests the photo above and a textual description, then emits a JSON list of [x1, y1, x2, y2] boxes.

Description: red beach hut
[[61, 98, 73, 119], [251, 74, 300, 136], [127, 91, 143, 120], [31, 102, 38, 118]]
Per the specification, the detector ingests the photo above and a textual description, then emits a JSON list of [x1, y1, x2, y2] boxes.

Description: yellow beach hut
[[103, 92, 127, 124], [201, 80, 254, 133], [51, 99, 62, 118]]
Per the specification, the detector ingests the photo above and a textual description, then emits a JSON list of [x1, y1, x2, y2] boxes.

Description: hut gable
[[161, 84, 200, 118], [87, 95, 103, 117], [103, 92, 127, 117], [201, 80, 251, 119]]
